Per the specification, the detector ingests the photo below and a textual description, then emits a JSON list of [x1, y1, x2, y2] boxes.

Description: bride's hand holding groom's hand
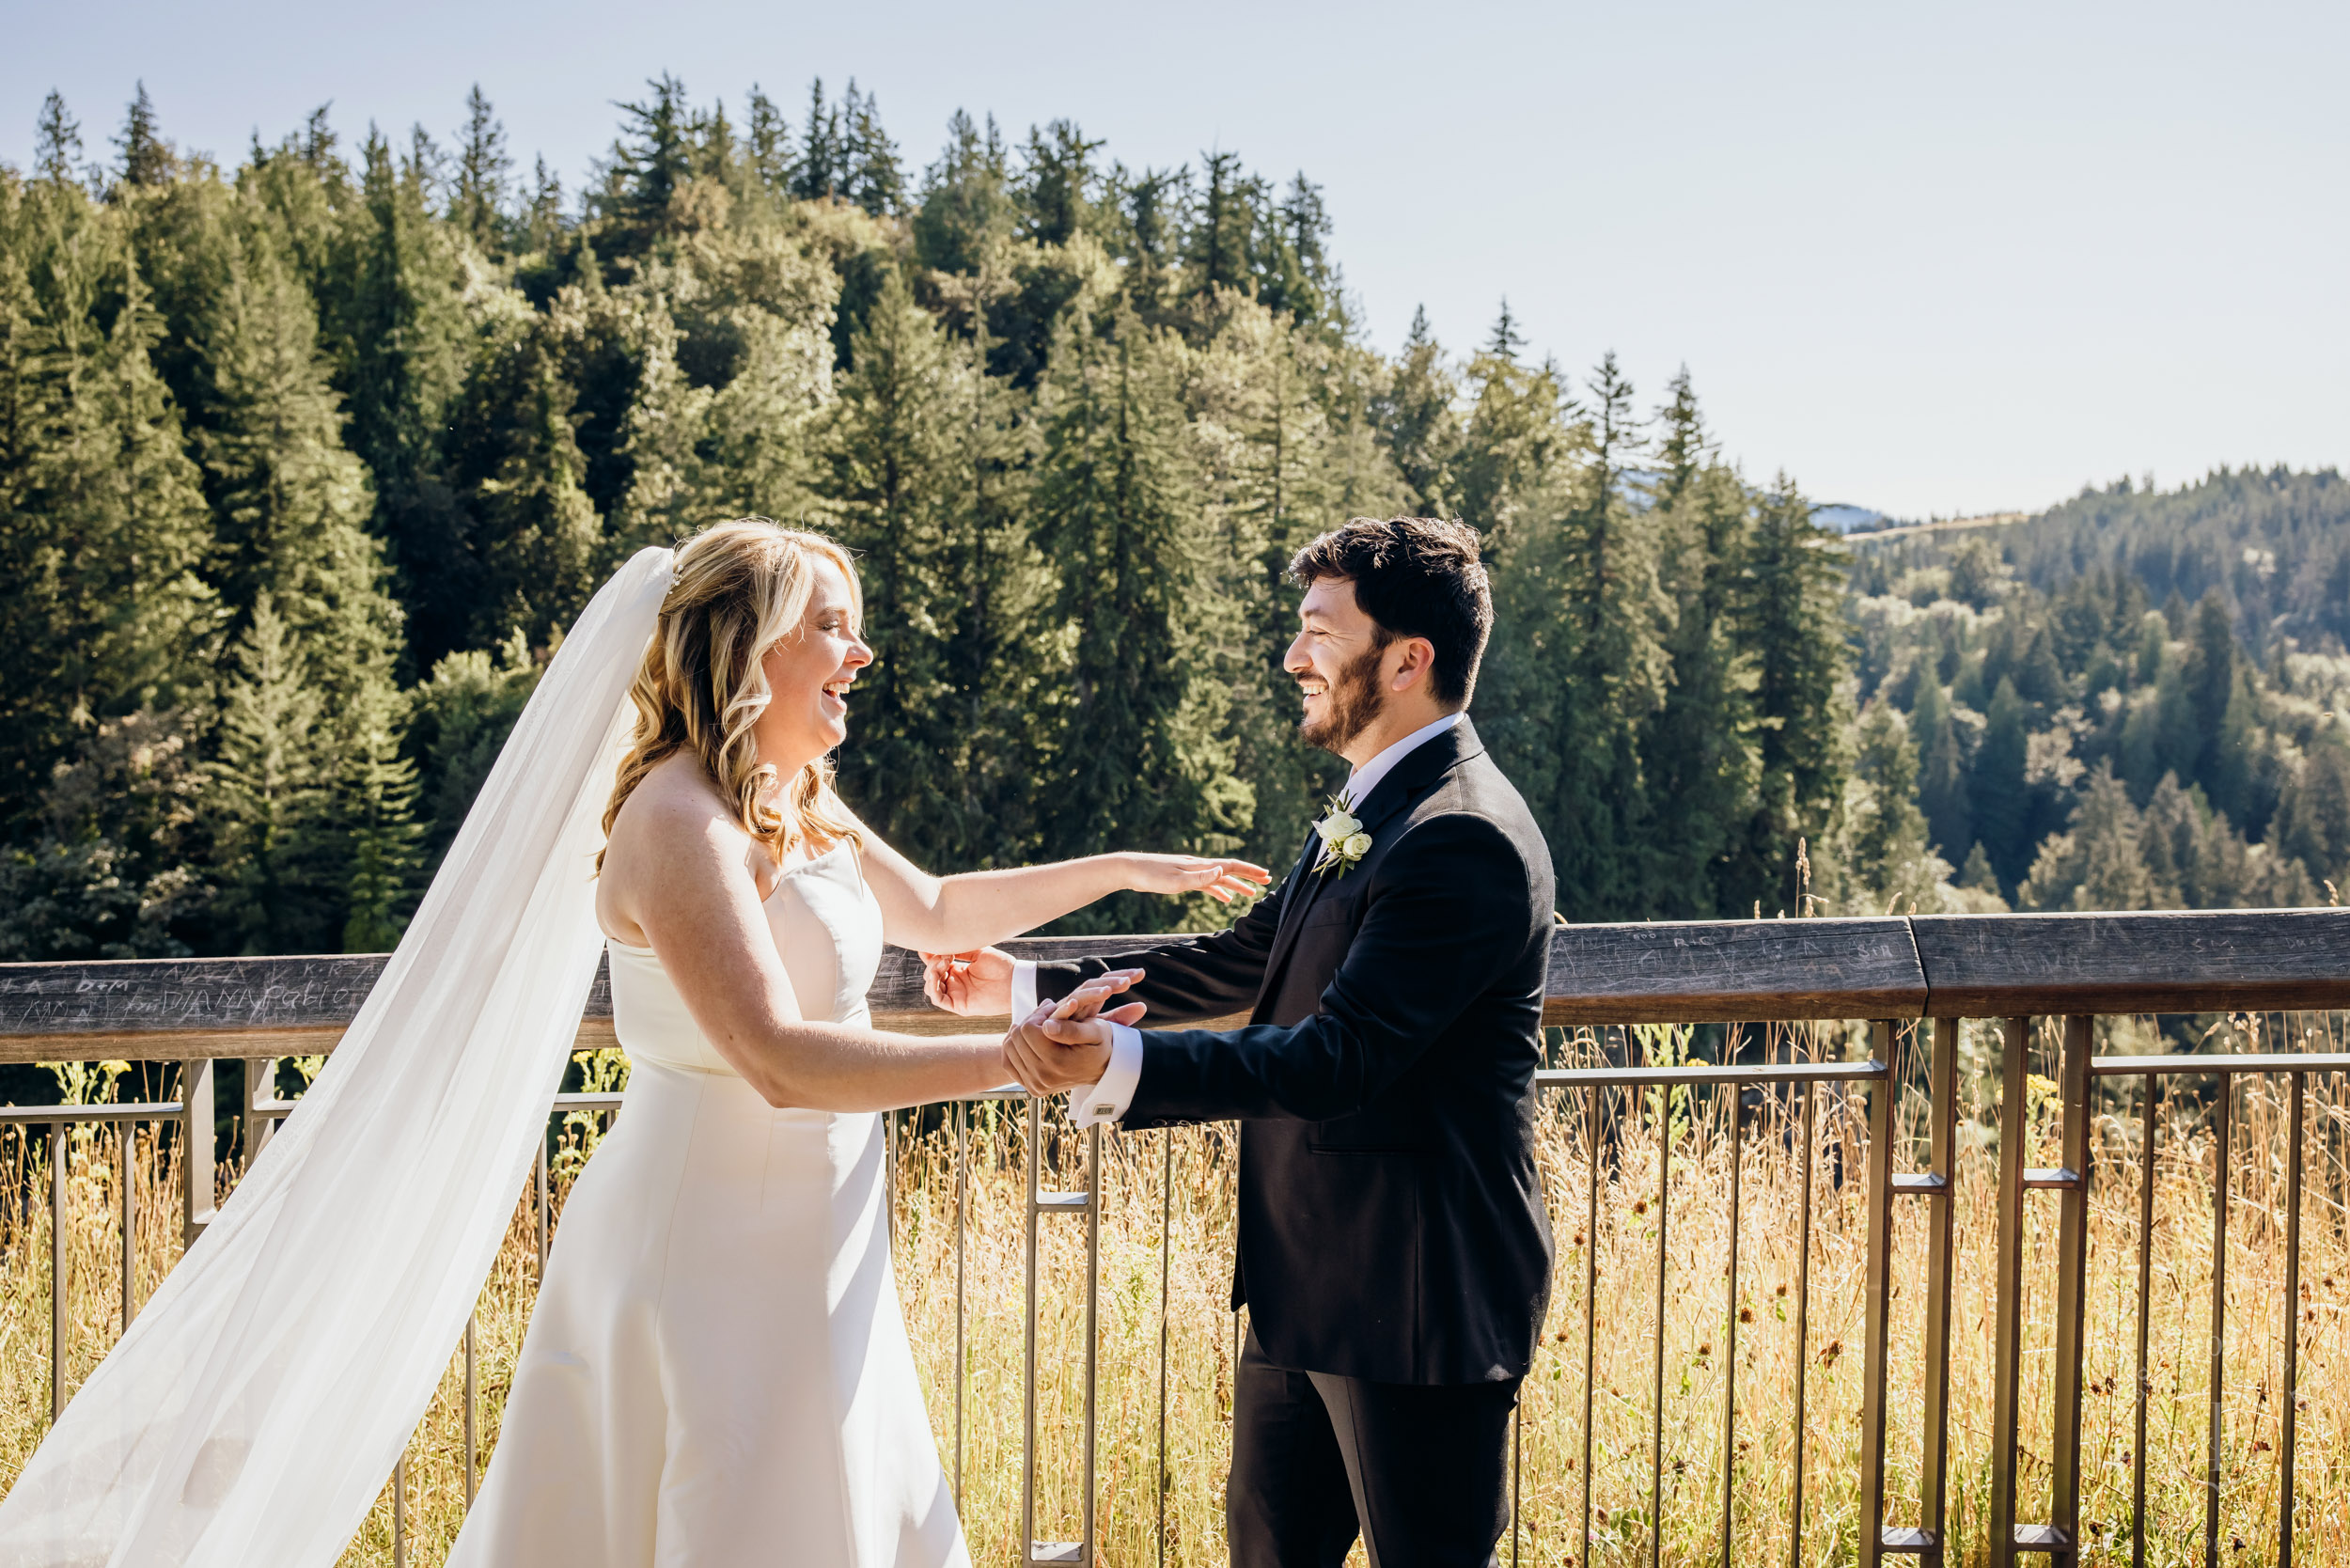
[[1001, 971, 1144, 1093]]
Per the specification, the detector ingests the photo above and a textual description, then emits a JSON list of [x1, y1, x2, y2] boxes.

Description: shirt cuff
[[1066, 1024, 1142, 1127], [1010, 960, 1038, 1019]]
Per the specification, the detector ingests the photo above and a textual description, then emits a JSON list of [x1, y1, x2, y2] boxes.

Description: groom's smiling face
[[1287, 577, 1391, 755]]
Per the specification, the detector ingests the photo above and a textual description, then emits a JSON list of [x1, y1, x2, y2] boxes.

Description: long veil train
[[0, 547, 675, 1568]]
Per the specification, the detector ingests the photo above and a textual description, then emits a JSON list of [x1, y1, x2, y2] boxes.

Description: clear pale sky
[[8, 0, 2344, 520]]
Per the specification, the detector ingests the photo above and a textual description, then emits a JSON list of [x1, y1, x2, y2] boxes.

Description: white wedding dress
[[449, 840, 969, 1568]]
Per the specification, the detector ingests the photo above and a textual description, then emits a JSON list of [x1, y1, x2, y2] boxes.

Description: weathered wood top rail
[[2, 908, 2346, 1063]]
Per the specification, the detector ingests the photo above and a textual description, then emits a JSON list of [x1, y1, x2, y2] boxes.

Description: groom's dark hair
[[1290, 517, 1493, 708]]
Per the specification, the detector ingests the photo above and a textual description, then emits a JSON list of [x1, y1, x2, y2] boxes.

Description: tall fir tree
[[450, 85, 511, 253], [114, 84, 173, 189], [335, 128, 467, 672], [1030, 305, 1246, 928], [822, 265, 957, 851], [1372, 306, 1461, 518], [208, 593, 335, 951], [1731, 473, 1848, 915], [0, 181, 214, 825], [1640, 371, 1758, 916]]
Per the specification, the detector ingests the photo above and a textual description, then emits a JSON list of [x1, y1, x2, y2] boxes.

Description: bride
[[451, 520, 1263, 1566], [0, 519, 1264, 1568]]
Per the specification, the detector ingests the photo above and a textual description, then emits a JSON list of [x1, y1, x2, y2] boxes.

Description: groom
[[932, 517, 1556, 1568]]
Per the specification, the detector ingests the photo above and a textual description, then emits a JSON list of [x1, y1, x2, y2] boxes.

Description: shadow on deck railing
[[3, 908, 2349, 1567]]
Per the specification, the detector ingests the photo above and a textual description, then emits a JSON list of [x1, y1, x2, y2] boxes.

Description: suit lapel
[[1256, 825, 1328, 1003], [1252, 719, 1485, 1005]]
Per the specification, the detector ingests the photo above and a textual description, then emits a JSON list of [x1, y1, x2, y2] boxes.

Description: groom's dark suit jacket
[[1034, 719, 1555, 1386]]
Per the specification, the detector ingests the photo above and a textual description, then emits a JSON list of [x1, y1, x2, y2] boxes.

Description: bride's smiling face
[[753, 557, 870, 776]]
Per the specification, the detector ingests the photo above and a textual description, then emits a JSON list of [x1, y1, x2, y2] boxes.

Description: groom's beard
[[1297, 644, 1388, 755]]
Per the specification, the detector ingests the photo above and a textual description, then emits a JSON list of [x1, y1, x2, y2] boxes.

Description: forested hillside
[[1845, 470, 2350, 916], [1, 79, 2338, 963]]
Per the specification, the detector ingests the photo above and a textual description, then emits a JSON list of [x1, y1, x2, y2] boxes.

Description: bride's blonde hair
[[600, 519, 864, 870]]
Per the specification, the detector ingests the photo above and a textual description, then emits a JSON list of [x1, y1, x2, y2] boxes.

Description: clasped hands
[[920, 947, 1144, 1096]]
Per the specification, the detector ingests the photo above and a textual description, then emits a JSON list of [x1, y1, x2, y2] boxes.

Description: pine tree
[[606, 74, 694, 249], [1640, 371, 1757, 916], [1535, 353, 1668, 915], [1373, 306, 1462, 517], [1484, 298, 1524, 363], [1974, 676, 2029, 886], [926, 313, 1046, 868], [197, 210, 398, 684], [1192, 150, 1251, 295], [841, 83, 903, 217], [914, 111, 1011, 277], [745, 85, 794, 204], [822, 266, 957, 849], [1910, 669, 1971, 857], [791, 80, 842, 202], [1030, 306, 1246, 928], [114, 84, 173, 189], [1844, 700, 1939, 914], [208, 593, 335, 951], [334, 128, 468, 670], [448, 309, 602, 654], [1019, 121, 1102, 248], [337, 676, 421, 950], [521, 157, 565, 253], [0, 188, 214, 825], [36, 91, 84, 185], [1732, 473, 1849, 914], [450, 85, 511, 252]]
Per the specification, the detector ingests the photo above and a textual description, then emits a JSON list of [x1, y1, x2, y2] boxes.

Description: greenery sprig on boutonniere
[[1310, 795, 1373, 879]]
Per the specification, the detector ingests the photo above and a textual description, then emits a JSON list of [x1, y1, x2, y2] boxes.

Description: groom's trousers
[[1228, 1328, 1520, 1568]]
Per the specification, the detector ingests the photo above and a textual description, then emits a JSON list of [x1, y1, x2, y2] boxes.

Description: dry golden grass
[[1, 1017, 2345, 1567]]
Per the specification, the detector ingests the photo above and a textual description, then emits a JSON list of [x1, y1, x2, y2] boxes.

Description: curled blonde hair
[[599, 519, 864, 871]]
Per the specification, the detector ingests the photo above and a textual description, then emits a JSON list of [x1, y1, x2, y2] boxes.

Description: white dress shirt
[[1022, 712, 1464, 1127]]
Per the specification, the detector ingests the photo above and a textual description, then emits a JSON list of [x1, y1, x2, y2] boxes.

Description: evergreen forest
[[2, 79, 2343, 964]]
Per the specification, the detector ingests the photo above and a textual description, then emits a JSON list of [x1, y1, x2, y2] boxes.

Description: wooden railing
[[3, 907, 2349, 1566]]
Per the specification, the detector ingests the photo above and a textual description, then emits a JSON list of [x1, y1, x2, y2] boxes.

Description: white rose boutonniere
[[1311, 796, 1372, 878]]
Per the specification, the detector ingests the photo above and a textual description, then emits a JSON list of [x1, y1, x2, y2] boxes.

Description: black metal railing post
[[1858, 1020, 1898, 1567]]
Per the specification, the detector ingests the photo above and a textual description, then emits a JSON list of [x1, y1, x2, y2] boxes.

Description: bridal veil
[[0, 547, 676, 1567]]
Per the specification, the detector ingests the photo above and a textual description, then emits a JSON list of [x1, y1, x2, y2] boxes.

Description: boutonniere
[[1311, 795, 1373, 879]]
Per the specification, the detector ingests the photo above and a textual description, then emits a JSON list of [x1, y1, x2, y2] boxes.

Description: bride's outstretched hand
[[1120, 853, 1271, 904], [1003, 972, 1145, 1093]]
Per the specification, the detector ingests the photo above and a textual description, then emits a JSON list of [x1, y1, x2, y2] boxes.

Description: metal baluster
[[463, 1312, 479, 1509], [1512, 1392, 1523, 1568], [392, 1453, 407, 1568], [1082, 1124, 1101, 1565], [1648, 1070, 1668, 1568], [1157, 1130, 1172, 1568], [1788, 1074, 1816, 1568], [1717, 1053, 1744, 1568], [955, 1098, 968, 1513], [2047, 1017, 2093, 1557], [51, 1119, 68, 1423], [2132, 1076, 2154, 1568], [535, 1132, 550, 1279], [1858, 1022, 1896, 1568], [182, 1057, 215, 1245], [245, 1057, 276, 1162], [119, 1122, 137, 1330], [1581, 1083, 1600, 1568], [1021, 1094, 1099, 1564], [1919, 1017, 1960, 1563], [2205, 1078, 2231, 1567], [1988, 1016, 2031, 1567], [2280, 1071, 2305, 1567]]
